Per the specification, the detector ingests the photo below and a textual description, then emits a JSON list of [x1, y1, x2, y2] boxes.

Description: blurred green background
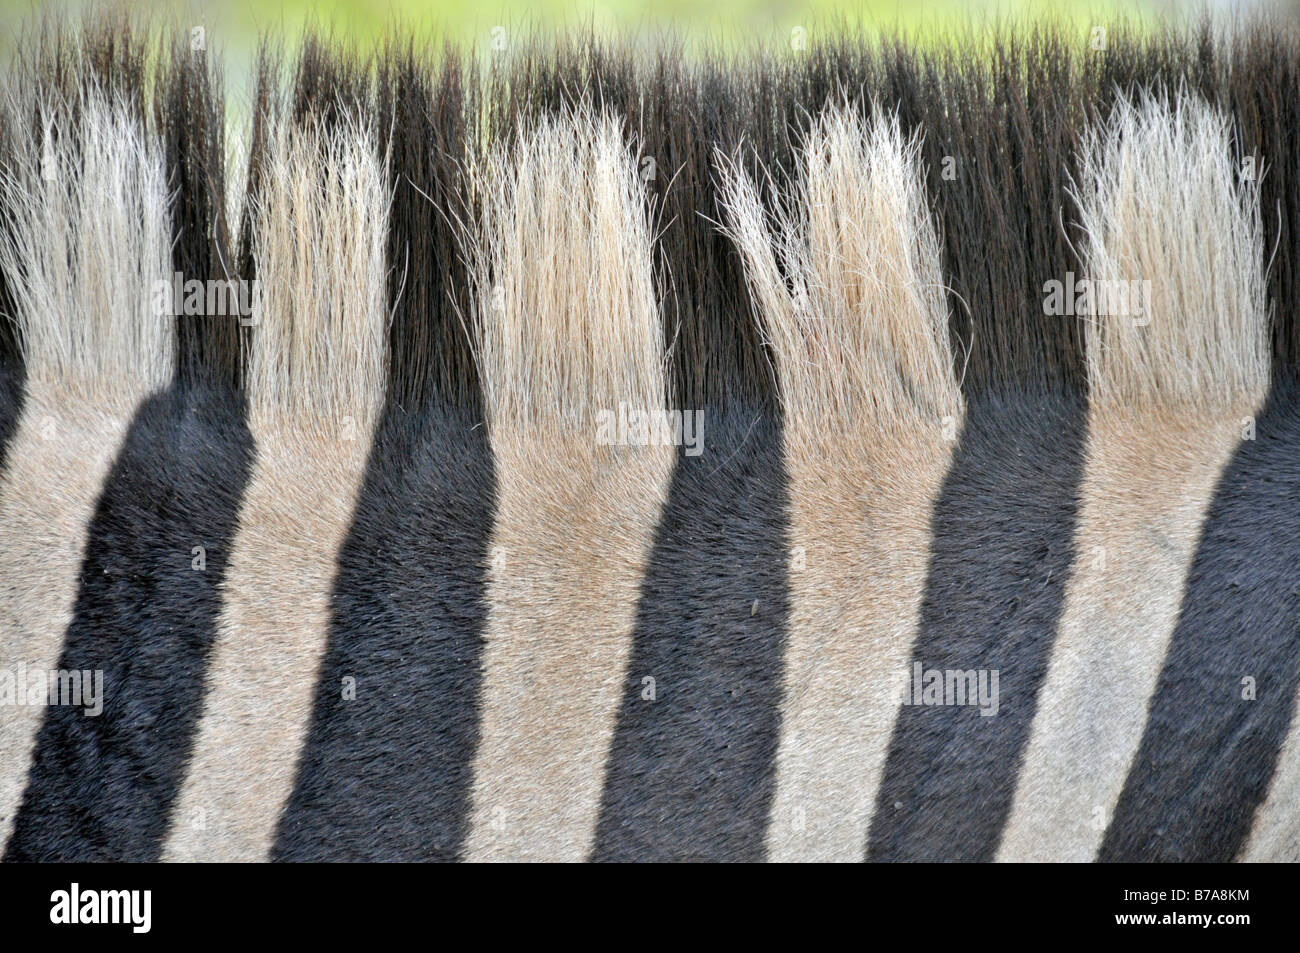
[[0, 0, 1292, 110]]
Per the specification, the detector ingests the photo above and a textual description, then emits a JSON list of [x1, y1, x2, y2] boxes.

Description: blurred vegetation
[[0, 0, 1287, 112]]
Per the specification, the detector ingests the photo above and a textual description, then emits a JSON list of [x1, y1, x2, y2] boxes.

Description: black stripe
[[269, 37, 491, 862], [591, 407, 792, 862], [866, 390, 1088, 861], [1099, 381, 1300, 861], [271, 404, 495, 861], [3, 383, 253, 862]]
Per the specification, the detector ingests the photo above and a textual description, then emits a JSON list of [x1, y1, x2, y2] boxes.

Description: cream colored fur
[[163, 113, 389, 861], [718, 107, 963, 861], [999, 93, 1269, 862], [463, 107, 676, 862], [0, 88, 172, 851]]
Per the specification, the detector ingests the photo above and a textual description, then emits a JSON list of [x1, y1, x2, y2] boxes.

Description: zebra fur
[[0, 15, 1298, 863]]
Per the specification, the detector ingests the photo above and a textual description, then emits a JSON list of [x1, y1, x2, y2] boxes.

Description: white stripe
[[1000, 94, 1267, 861], [766, 434, 954, 861], [713, 107, 961, 861], [0, 385, 150, 850], [461, 106, 671, 861], [465, 436, 673, 862], [162, 114, 388, 860], [161, 418, 374, 861], [998, 410, 1249, 861]]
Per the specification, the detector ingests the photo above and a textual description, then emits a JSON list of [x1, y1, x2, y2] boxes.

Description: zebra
[[0, 14, 1298, 863]]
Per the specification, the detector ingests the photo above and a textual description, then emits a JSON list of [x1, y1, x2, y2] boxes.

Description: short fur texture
[[0, 72, 172, 850], [1001, 93, 1269, 862], [271, 47, 493, 862], [462, 105, 677, 861], [719, 106, 962, 861], [1, 15, 1298, 864], [163, 97, 389, 862], [4, 38, 254, 862]]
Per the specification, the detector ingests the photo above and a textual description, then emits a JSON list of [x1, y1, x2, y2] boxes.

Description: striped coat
[[0, 17, 1298, 862]]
